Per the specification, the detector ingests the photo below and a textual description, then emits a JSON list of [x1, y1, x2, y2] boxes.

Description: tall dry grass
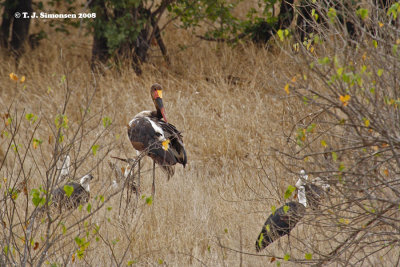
[[0, 22, 336, 266]]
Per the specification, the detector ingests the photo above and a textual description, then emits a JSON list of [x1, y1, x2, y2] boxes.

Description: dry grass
[[0, 23, 330, 266]]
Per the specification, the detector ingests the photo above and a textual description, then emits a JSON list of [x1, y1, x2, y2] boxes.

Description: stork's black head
[[150, 83, 167, 122]]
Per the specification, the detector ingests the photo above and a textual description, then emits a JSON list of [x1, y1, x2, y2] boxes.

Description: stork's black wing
[[255, 202, 305, 252], [128, 117, 178, 167], [157, 120, 187, 167], [52, 182, 89, 210]]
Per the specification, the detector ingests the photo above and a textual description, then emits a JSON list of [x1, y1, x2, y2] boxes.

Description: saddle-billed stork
[[255, 170, 330, 251], [127, 83, 187, 196]]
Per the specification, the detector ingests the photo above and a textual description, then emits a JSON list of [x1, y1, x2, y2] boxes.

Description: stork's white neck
[[298, 185, 307, 207], [80, 174, 92, 192], [60, 155, 70, 177], [297, 170, 308, 207]]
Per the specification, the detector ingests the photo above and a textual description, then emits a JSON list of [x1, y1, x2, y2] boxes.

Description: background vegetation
[[0, 0, 399, 266]]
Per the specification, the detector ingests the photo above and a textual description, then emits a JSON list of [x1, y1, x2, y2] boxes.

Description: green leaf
[[321, 140, 327, 147], [25, 113, 37, 122], [265, 224, 270, 232], [63, 185, 74, 197], [306, 123, 316, 133], [356, 8, 368, 20], [146, 196, 153, 205], [393, 45, 398, 55], [373, 40, 378, 48], [284, 254, 290, 261], [271, 205, 276, 215], [377, 69, 383, 77], [55, 114, 68, 129], [75, 237, 83, 246], [33, 138, 43, 149], [31, 188, 44, 207], [305, 253, 313, 260], [58, 133, 64, 143], [258, 233, 264, 248], [103, 116, 112, 128], [332, 151, 338, 161], [327, 8, 337, 22], [86, 203, 92, 213], [318, 57, 330, 65], [92, 144, 99, 156], [277, 29, 284, 41], [387, 3, 400, 19], [283, 205, 290, 213], [158, 259, 164, 265], [284, 185, 296, 199]]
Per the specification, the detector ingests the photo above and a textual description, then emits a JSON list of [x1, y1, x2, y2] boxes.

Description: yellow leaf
[[339, 95, 351, 106], [339, 218, 350, 224], [362, 53, 367, 61], [321, 140, 327, 147], [162, 140, 170, 151], [33, 141, 38, 149], [364, 119, 370, 127], [284, 83, 290, 95], [9, 73, 18, 81], [383, 169, 389, 176], [291, 76, 297, 83], [20, 76, 25, 83], [310, 45, 315, 53], [378, 22, 384, 28]]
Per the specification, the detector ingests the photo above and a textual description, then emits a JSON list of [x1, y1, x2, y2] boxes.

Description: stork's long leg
[[136, 150, 141, 195], [152, 160, 156, 197], [137, 158, 141, 195]]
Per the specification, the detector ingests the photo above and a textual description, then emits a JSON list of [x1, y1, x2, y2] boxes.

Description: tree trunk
[[89, 0, 110, 70], [0, 0, 17, 48], [10, 0, 32, 55]]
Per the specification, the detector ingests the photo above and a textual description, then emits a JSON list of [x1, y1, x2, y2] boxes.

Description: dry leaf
[[284, 83, 290, 95], [9, 73, 18, 81], [339, 95, 351, 106]]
